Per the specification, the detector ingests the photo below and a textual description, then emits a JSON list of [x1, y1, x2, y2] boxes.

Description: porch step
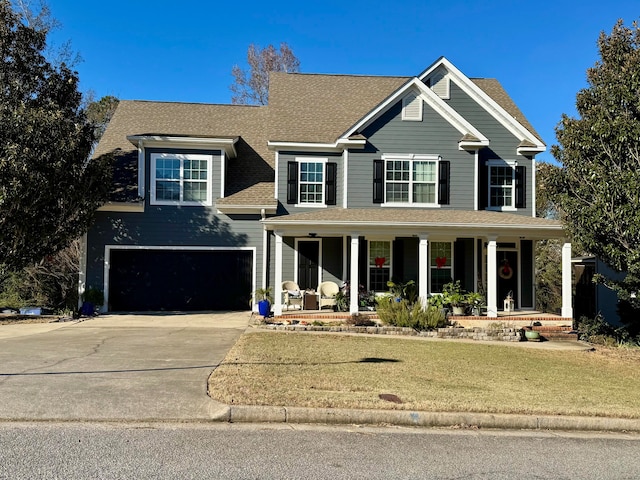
[[531, 325, 579, 342]]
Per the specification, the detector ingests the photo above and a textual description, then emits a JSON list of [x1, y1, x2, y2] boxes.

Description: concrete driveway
[[0, 312, 250, 422]]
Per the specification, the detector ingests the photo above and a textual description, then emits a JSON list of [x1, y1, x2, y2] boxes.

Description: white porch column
[[418, 234, 429, 305], [274, 231, 283, 316], [486, 238, 498, 317], [562, 241, 573, 318], [350, 234, 360, 314]]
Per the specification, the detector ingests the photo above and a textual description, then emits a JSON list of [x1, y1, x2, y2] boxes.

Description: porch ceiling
[[262, 208, 565, 239]]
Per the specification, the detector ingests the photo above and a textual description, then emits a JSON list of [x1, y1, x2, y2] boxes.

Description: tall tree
[[0, 0, 111, 271], [550, 20, 640, 327], [230, 42, 300, 105], [85, 93, 119, 140]]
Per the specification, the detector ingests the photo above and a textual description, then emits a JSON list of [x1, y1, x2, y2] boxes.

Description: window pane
[[386, 183, 409, 202], [156, 180, 180, 201], [430, 242, 452, 266], [413, 183, 435, 203], [490, 166, 512, 186], [370, 267, 390, 292], [184, 181, 207, 202], [156, 158, 180, 180], [369, 241, 390, 265], [431, 269, 452, 294], [414, 161, 435, 182]]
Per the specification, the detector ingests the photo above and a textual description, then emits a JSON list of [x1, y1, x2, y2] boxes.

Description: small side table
[[304, 292, 319, 310]]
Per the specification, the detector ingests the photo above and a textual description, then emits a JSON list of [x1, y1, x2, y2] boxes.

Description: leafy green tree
[[0, 0, 111, 271], [230, 42, 300, 105], [550, 20, 640, 330]]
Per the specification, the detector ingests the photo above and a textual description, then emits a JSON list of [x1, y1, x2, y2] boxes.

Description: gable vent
[[402, 92, 422, 121], [429, 70, 450, 99]]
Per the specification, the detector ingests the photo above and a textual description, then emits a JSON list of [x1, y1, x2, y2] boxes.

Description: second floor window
[[386, 159, 437, 204], [487, 160, 526, 210], [374, 154, 449, 206], [299, 161, 324, 204], [150, 153, 213, 206], [286, 158, 337, 207]]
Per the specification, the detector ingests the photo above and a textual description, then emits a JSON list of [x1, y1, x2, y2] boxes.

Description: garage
[[107, 248, 253, 311]]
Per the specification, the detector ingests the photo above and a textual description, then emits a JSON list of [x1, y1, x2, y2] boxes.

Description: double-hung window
[[369, 240, 391, 292], [374, 154, 449, 206], [286, 158, 337, 207], [487, 160, 526, 210], [151, 153, 213, 206], [430, 241, 452, 294], [299, 161, 325, 204]]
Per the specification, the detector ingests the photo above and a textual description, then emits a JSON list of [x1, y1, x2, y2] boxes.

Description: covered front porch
[[262, 208, 572, 320]]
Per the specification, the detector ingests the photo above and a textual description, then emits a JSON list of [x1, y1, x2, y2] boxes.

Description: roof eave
[[127, 134, 239, 158], [216, 204, 278, 215], [267, 138, 366, 152]]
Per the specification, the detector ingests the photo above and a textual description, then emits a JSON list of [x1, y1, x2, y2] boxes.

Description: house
[[83, 57, 572, 320]]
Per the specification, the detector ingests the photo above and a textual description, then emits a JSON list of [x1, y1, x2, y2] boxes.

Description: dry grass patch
[[209, 331, 640, 418]]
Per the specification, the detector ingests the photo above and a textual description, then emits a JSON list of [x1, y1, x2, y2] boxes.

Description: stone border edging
[[212, 405, 640, 432], [256, 324, 524, 342]]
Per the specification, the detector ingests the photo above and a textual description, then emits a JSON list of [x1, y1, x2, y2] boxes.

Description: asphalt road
[[0, 312, 250, 421], [1, 422, 639, 479]]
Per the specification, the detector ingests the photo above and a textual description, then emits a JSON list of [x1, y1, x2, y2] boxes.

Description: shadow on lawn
[[223, 357, 401, 366]]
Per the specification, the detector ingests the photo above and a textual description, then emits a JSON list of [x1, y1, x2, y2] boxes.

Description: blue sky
[[47, 0, 639, 165]]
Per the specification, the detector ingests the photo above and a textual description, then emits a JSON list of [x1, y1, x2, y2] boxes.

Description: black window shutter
[[287, 161, 298, 204], [438, 160, 450, 205], [325, 162, 337, 205], [373, 160, 384, 204], [515, 166, 526, 208]]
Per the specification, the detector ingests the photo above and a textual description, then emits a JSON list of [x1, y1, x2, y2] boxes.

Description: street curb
[[216, 405, 640, 432]]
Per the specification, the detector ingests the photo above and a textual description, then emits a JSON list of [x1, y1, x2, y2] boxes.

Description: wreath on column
[[499, 258, 513, 280]]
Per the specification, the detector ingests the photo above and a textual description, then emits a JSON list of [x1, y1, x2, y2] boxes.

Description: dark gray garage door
[[108, 249, 252, 311]]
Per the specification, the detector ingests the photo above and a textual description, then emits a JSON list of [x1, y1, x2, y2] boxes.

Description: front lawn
[[209, 331, 640, 418]]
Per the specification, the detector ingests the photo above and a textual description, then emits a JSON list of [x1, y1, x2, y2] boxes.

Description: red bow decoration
[[435, 256, 447, 269], [374, 257, 386, 268]]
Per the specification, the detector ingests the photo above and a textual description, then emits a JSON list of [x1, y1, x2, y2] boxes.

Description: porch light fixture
[[309, 233, 317, 238]]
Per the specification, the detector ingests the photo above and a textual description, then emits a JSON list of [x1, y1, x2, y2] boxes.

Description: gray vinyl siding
[[347, 100, 475, 209], [446, 82, 535, 216], [85, 145, 268, 301], [276, 151, 342, 213], [322, 237, 343, 284]]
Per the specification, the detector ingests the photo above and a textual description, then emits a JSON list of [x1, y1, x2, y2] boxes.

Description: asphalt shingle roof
[[94, 64, 543, 205]]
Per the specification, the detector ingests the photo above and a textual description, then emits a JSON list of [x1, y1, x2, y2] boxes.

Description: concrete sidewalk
[[0, 312, 250, 422]]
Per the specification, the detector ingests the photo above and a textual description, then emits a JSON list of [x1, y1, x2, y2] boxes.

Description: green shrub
[[376, 298, 447, 331], [577, 314, 640, 347]]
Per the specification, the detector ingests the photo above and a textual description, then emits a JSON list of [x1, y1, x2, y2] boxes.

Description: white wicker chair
[[318, 281, 339, 309], [282, 281, 303, 310]]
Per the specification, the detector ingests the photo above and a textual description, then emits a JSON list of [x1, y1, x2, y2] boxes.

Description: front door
[[497, 251, 518, 310], [297, 241, 319, 290]]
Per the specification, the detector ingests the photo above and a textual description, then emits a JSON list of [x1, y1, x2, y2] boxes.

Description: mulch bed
[[0, 314, 64, 325]]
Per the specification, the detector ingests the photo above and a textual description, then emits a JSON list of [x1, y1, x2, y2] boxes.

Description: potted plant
[[465, 291, 485, 316], [80, 287, 103, 316], [253, 287, 273, 317], [443, 281, 467, 315]]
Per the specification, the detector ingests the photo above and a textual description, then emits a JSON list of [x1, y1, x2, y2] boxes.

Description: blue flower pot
[[258, 300, 271, 317]]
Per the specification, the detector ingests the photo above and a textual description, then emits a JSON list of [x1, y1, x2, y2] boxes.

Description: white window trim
[[150, 153, 213, 206], [487, 159, 517, 212], [381, 153, 441, 208], [367, 239, 393, 292], [429, 241, 454, 295], [295, 157, 328, 208], [401, 92, 423, 121]]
